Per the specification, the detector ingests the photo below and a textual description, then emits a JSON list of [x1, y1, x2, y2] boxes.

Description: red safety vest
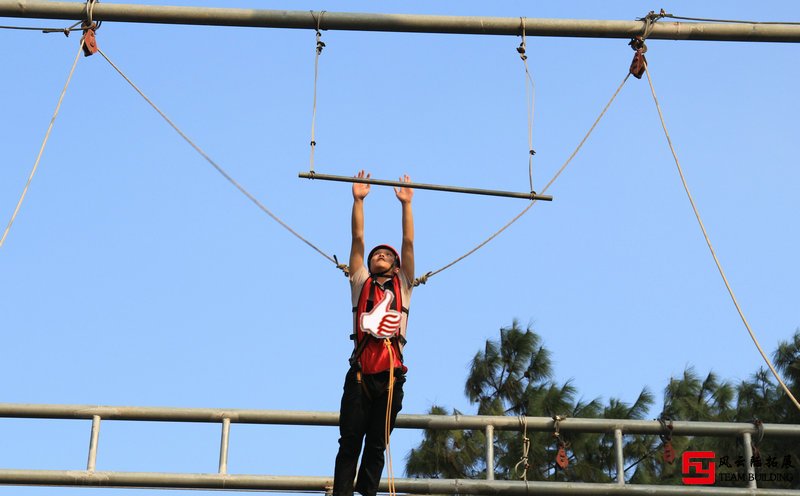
[[350, 275, 409, 375]]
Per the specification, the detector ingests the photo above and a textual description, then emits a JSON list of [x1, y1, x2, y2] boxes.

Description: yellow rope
[[384, 339, 397, 496], [643, 62, 800, 412], [1, 39, 85, 250]]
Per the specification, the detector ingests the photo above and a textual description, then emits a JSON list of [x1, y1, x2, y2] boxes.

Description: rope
[[308, 10, 326, 174], [643, 62, 800, 413], [514, 415, 530, 481], [663, 14, 800, 26], [0, 22, 78, 35], [384, 339, 397, 496], [517, 17, 536, 194], [0, 40, 85, 250], [95, 47, 340, 267], [413, 72, 631, 287]]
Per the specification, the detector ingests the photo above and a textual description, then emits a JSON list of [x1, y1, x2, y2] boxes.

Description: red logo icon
[[682, 451, 716, 485]]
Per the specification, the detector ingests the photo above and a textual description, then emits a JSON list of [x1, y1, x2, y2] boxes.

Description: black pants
[[333, 367, 405, 496]]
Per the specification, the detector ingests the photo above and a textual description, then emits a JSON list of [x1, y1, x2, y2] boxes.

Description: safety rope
[[384, 339, 397, 496], [0, 39, 85, 250], [308, 10, 326, 175], [517, 18, 536, 194], [643, 62, 800, 413], [94, 47, 344, 268], [413, 72, 631, 287]]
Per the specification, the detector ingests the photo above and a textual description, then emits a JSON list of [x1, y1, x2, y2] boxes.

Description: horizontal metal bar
[[299, 172, 553, 201], [0, 470, 797, 495], [2, 1, 800, 42], [1, 403, 799, 438]]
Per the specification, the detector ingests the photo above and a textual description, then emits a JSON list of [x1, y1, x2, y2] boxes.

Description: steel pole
[[299, 172, 553, 201], [0, 470, 797, 495], [1, 2, 800, 42], [2, 404, 800, 437], [86, 415, 101, 471], [485, 424, 494, 480]]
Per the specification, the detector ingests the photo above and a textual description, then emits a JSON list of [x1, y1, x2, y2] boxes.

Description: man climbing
[[333, 170, 415, 496]]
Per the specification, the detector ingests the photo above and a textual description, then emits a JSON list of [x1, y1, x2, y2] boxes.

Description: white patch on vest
[[360, 291, 402, 338]]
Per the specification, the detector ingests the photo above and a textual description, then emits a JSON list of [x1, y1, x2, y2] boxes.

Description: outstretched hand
[[394, 174, 413, 204], [353, 170, 371, 200]]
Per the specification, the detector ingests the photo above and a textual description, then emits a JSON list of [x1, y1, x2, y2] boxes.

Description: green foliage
[[406, 324, 800, 489]]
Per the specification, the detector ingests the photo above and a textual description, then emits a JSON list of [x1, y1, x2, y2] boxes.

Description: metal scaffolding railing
[[0, 402, 799, 495]]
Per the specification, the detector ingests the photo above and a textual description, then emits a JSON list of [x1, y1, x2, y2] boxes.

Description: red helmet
[[367, 244, 401, 271]]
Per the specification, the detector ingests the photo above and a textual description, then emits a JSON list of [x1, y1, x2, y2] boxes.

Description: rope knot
[[412, 271, 432, 287], [333, 255, 350, 277]]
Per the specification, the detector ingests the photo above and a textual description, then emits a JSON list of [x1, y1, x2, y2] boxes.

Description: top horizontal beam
[[2, 403, 800, 437], [2, 1, 800, 42]]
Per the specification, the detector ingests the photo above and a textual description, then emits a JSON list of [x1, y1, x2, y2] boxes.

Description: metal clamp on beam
[[298, 172, 553, 201]]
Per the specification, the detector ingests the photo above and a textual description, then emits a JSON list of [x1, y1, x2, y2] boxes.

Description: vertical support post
[[742, 431, 757, 489], [614, 428, 625, 485], [219, 418, 231, 474], [485, 424, 494, 480], [86, 415, 101, 471]]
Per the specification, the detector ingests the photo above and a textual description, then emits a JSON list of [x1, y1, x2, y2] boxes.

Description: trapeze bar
[[298, 172, 553, 201]]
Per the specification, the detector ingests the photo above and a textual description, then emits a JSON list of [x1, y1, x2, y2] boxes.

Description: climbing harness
[[350, 272, 407, 496], [350, 275, 408, 371]]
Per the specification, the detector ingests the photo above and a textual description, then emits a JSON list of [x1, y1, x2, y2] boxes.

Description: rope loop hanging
[[514, 415, 530, 481], [308, 10, 327, 175], [517, 17, 536, 195]]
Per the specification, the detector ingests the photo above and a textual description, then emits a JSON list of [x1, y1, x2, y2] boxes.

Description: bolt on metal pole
[[86, 415, 101, 471], [299, 172, 553, 201], [614, 428, 625, 485], [485, 425, 495, 480], [219, 418, 231, 475]]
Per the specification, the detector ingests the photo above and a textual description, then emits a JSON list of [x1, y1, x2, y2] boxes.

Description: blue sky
[[1, 1, 799, 494]]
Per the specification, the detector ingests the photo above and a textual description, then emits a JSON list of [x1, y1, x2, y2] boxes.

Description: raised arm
[[394, 174, 415, 284], [349, 170, 370, 275]]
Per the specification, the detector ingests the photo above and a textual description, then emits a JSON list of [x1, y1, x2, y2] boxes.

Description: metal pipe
[[0, 469, 797, 495], [742, 432, 757, 489], [86, 415, 101, 471], [2, 2, 800, 42], [1, 403, 800, 437], [218, 418, 231, 475], [299, 172, 553, 201], [614, 428, 625, 485], [485, 424, 494, 480]]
